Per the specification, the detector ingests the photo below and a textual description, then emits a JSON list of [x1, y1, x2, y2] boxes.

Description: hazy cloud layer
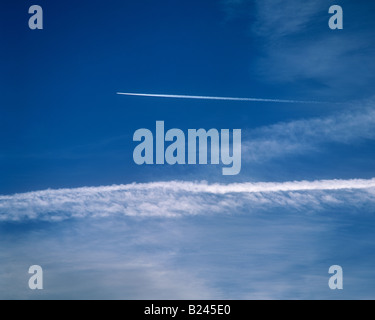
[[1, 185, 375, 300]]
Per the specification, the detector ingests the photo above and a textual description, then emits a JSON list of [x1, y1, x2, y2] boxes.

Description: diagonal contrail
[[117, 92, 323, 104]]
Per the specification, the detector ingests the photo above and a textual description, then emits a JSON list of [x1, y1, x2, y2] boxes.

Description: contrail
[[3, 178, 375, 199], [1, 178, 375, 222], [117, 92, 323, 104]]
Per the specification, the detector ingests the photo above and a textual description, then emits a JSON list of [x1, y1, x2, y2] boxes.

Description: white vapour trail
[[117, 92, 323, 104], [1, 178, 375, 222], [136, 178, 375, 193], [3, 178, 375, 198]]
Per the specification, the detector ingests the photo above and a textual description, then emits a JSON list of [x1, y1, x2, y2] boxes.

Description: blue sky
[[1, 0, 375, 299]]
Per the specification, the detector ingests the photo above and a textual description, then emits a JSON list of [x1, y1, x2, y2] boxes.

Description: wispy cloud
[[222, 0, 375, 99], [1, 178, 375, 222], [251, 0, 325, 38], [243, 105, 375, 162]]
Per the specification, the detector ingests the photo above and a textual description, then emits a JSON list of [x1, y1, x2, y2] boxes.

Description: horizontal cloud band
[[1, 178, 375, 222]]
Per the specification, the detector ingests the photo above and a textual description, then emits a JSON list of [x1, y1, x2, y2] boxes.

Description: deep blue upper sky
[[1, 0, 375, 194]]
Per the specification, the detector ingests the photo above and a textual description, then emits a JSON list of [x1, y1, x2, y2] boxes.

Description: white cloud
[[252, 0, 325, 38], [1, 178, 375, 222], [222, 0, 375, 98], [243, 106, 375, 162]]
